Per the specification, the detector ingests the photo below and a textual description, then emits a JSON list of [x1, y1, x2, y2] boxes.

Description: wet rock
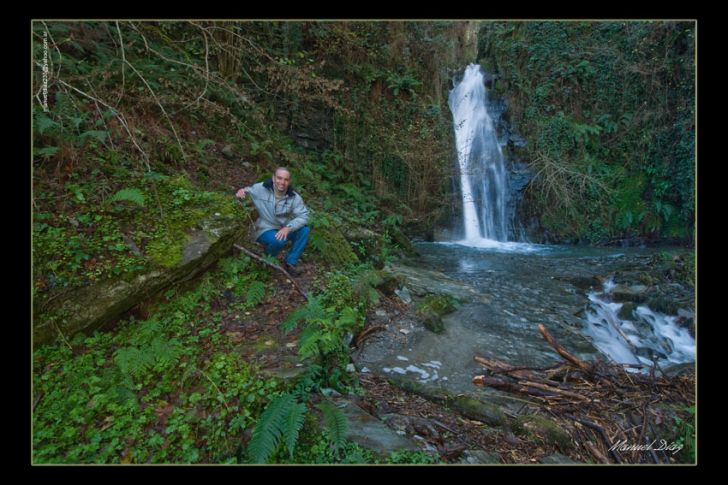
[[611, 285, 648, 304], [386, 263, 492, 304], [556, 275, 603, 291], [662, 362, 695, 377], [646, 296, 681, 315], [449, 395, 507, 427], [538, 453, 582, 464], [421, 311, 445, 334], [330, 398, 420, 455], [618, 302, 637, 320], [460, 450, 501, 464], [375, 271, 403, 296], [394, 286, 413, 304], [221, 144, 236, 160]]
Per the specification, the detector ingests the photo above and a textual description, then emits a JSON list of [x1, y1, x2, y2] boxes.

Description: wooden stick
[[473, 355, 541, 380], [585, 441, 610, 464], [353, 324, 385, 348], [517, 380, 590, 401], [473, 375, 564, 400], [538, 324, 590, 371], [565, 414, 622, 464], [233, 243, 309, 301]]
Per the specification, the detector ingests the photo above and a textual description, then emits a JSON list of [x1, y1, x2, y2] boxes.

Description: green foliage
[[282, 294, 363, 389], [480, 21, 695, 242], [672, 405, 695, 463], [416, 294, 459, 316], [315, 400, 347, 452], [108, 188, 146, 207], [246, 281, 266, 307], [307, 213, 359, 267], [385, 450, 440, 464], [385, 69, 423, 98], [113, 320, 183, 382], [247, 393, 306, 463]]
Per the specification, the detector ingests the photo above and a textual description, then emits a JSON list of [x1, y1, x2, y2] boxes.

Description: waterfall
[[448, 64, 509, 243]]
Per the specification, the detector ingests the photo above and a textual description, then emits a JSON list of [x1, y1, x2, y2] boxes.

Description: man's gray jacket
[[244, 178, 309, 240]]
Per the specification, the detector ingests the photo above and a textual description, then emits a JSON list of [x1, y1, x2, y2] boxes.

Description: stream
[[353, 241, 695, 410]]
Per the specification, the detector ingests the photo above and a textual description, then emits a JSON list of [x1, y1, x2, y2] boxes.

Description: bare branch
[[115, 21, 127, 106], [55, 77, 150, 171], [115, 24, 187, 162]]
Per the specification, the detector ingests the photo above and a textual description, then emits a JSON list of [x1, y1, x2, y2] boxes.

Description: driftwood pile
[[473, 324, 695, 464]]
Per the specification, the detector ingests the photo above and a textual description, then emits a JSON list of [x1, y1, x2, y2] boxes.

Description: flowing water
[[354, 242, 695, 407], [449, 64, 509, 242]]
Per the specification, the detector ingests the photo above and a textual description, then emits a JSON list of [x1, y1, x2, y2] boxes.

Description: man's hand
[[275, 226, 291, 241], [235, 188, 247, 199]]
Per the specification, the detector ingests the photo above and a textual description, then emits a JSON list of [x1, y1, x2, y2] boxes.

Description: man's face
[[273, 169, 291, 194]]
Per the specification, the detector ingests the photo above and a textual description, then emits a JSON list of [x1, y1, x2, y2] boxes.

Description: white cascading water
[[448, 64, 508, 243], [583, 281, 695, 373]]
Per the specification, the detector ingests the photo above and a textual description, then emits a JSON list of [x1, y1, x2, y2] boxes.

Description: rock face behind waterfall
[[33, 214, 246, 347]]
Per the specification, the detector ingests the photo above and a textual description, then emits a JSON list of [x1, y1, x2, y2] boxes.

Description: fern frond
[[282, 402, 308, 458], [246, 281, 265, 307], [309, 233, 328, 253], [108, 188, 145, 207], [336, 307, 362, 333], [150, 336, 183, 367], [297, 326, 323, 358], [281, 296, 326, 334], [132, 319, 162, 345], [316, 400, 348, 451], [113, 346, 153, 378], [247, 393, 295, 464]]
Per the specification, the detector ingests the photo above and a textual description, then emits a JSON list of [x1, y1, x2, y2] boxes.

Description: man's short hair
[[274, 166, 290, 177]]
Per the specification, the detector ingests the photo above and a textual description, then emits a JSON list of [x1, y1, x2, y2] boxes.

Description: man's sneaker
[[283, 262, 299, 277]]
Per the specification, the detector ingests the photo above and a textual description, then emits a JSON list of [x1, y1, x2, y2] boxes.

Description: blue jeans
[[256, 226, 310, 266]]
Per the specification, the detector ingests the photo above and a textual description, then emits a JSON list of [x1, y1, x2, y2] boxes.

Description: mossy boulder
[[449, 395, 507, 427], [390, 378, 508, 427], [415, 294, 459, 334], [345, 227, 386, 269], [34, 213, 246, 347], [513, 415, 574, 450], [417, 294, 459, 316], [373, 271, 403, 296], [618, 302, 637, 320], [310, 225, 359, 267], [386, 225, 419, 258]]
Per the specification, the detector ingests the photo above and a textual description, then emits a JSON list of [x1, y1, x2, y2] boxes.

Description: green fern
[[113, 346, 154, 378], [282, 402, 307, 458], [309, 233, 328, 253], [114, 327, 183, 379], [246, 281, 266, 307], [108, 188, 146, 207], [316, 400, 348, 451], [247, 393, 308, 463], [149, 336, 183, 367], [131, 320, 162, 346], [281, 296, 325, 334], [297, 326, 324, 358]]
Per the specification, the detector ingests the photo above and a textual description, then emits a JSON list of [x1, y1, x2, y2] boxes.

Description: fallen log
[[233, 243, 309, 300], [473, 375, 564, 400], [538, 324, 590, 371], [473, 355, 541, 380]]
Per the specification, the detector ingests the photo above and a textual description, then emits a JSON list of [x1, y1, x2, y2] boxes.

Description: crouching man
[[236, 167, 310, 276]]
